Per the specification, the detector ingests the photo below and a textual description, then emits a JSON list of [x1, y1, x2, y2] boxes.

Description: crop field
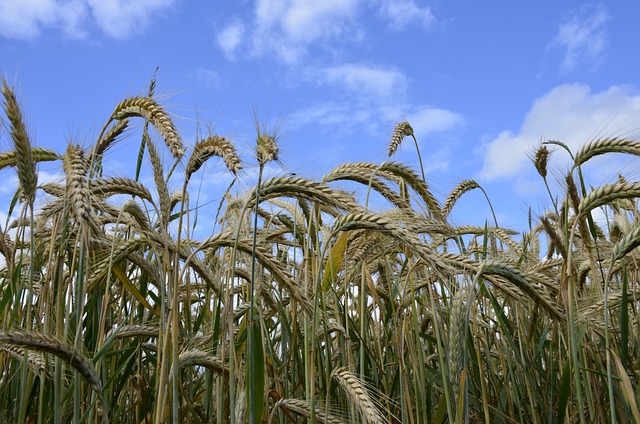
[[0, 78, 639, 423]]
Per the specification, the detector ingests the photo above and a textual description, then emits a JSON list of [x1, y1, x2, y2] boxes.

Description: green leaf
[[621, 266, 629, 367], [322, 231, 349, 291], [557, 361, 571, 424], [247, 320, 265, 424]]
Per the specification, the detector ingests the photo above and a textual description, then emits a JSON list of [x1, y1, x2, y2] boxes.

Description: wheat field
[[1, 77, 639, 424]]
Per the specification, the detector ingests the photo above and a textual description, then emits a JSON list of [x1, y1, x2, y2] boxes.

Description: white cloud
[[289, 101, 373, 135], [216, 0, 362, 63], [406, 107, 462, 139], [0, 0, 87, 39], [217, 0, 437, 62], [255, 0, 360, 44], [188, 67, 223, 89], [0, 0, 173, 40], [290, 102, 462, 145], [322, 63, 407, 102], [551, 4, 609, 73], [87, 0, 174, 39], [217, 22, 245, 60], [378, 0, 435, 30], [479, 84, 640, 181]]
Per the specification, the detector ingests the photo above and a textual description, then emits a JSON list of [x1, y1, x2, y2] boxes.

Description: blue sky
[[1, 1, 640, 231]]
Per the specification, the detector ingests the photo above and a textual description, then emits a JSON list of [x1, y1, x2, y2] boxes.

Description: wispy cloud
[[217, 21, 245, 60], [406, 107, 462, 139], [321, 63, 408, 102], [0, 0, 174, 40], [188, 67, 223, 89], [216, 0, 437, 63], [0, 0, 87, 39], [290, 101, 462, 155], [550, 4, 609, 73], [377, 0, 435, 30], [87, 0, 174, 39], [250, 0, 361, 63], [479, 84, 640, 181]]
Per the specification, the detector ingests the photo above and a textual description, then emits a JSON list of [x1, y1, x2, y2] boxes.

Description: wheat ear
[[270, 398, 346, 424], [105, 96, 184, 158], [573, 137, 640, 168], [91, 177, 154, 202], [62, 144, 92, 225], [0, 147, 59, 172], [186, 135, 242, 181], [387, 120, 414, 157], [1, 80, 37, 203], [612, 224, 640, 262], [579, 182, 640, 216], [333, 367, 385, 424], [177, 349, 228, 376], [0, 331, 101, 393], [443, 179, 480, 217]]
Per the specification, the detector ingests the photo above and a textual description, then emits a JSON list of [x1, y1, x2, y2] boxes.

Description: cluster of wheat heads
[[1, 78, 640, 424]]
